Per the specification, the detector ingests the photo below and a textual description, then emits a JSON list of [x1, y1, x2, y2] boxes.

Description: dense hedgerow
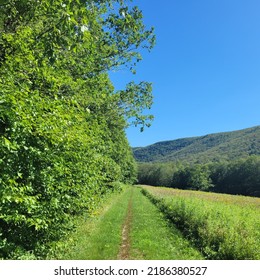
[[0, 0, 154, 259]]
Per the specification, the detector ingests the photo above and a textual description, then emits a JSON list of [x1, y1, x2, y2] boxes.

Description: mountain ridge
[[132, 125, 260, 163]]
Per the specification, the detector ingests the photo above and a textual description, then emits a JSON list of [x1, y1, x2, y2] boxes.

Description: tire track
[[117, 188, 133, 260]]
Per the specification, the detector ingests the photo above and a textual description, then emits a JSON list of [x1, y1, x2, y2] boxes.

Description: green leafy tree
[[188, 165, 213, 191], [0, 0, 155, 258]]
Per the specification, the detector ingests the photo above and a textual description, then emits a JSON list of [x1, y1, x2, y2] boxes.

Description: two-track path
[[116, 187, 203, 260], [58, 186, 203, 260]]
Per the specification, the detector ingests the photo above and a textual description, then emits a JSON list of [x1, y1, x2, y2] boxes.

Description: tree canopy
[[0, 0, 155, 259]]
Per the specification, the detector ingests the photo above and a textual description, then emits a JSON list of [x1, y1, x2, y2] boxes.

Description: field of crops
[[141, 185, 260, 260]]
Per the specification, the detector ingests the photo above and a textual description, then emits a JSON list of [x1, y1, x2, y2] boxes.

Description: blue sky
[[110, 0, 260, 147]]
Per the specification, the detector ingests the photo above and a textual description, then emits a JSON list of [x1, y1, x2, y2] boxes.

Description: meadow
[[141, 185, 260, 260]]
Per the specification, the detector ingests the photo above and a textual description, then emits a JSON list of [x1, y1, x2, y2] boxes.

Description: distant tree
[[188, 165, 213, 191], [171, 167, 190, 189]]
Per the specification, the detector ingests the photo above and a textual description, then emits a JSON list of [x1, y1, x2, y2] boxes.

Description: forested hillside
[[0, 0, 154, 259], [135, 126, 260, 197], [133, 126, 260, 163]]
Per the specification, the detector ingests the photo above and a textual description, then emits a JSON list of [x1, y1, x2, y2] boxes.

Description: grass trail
[[51, 186, 203, 259], [129, 187, 203, 259], [51, 187, 132, 259]]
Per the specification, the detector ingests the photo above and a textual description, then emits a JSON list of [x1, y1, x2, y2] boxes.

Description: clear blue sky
[[110, 0, 260, 147]]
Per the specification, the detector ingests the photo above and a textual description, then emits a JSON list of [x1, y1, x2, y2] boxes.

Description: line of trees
[[137, 156, 260, 197], [0, 0, 154, 259]]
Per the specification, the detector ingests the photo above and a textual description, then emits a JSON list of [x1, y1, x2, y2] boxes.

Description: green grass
[[141, 185, 260, 260], [49, 186, 132, 259], [129, 187, 203, 259], [49, 185, 204, 260]]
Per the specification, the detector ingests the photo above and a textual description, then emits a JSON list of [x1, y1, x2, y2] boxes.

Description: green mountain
[[133, 125, 260, 163]]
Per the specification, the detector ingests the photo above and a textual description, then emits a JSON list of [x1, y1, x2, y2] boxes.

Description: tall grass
[[141, 186, 260, 259]]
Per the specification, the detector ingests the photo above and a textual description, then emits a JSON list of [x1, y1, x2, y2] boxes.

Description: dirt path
[[117, 189, 133, 260]]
